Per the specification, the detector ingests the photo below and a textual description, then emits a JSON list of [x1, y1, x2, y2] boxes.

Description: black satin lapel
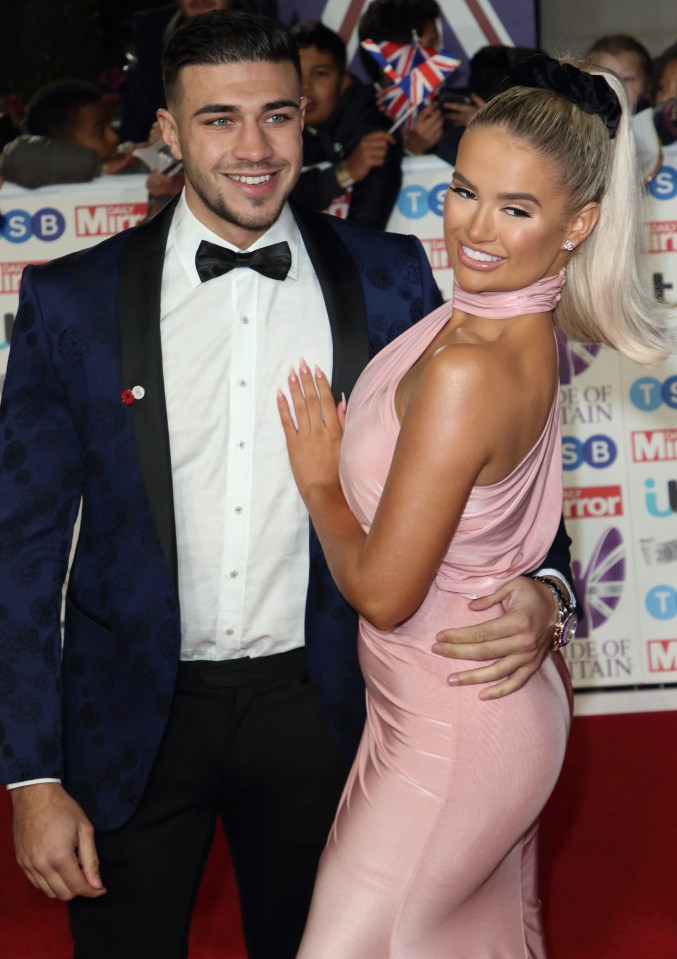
[[291, 202, 370, 401], [117, 199, 179, 588]]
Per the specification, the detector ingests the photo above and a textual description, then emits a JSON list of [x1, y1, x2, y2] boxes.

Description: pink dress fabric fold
[[297, 300, 572, 959]]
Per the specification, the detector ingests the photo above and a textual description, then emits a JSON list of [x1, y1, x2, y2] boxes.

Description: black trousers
[[69, 649, 351, 959]]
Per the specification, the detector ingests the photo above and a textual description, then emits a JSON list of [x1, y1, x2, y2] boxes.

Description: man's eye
[[209, 117, 232, 126]]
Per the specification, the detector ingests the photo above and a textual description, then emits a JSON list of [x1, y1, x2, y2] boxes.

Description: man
[[1, 12, 576, 959]]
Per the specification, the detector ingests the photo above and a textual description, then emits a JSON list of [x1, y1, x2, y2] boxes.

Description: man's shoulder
[[321, 211, 419, 255], [28, 201, 174, 286], [28, 229, 132, 285]]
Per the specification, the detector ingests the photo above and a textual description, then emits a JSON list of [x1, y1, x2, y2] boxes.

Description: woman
[[278, 55, 671, 957]]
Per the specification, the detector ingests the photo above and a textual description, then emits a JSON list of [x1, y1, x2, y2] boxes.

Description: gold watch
[[334, 161, 355, 190]]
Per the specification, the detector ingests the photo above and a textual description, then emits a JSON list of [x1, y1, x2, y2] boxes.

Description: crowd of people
[[0, 4, 674, 959], [2, 0, 675, 221]]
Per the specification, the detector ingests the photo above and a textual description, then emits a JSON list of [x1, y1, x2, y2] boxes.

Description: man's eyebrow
[[452, 168, 541, 206], [192, 99, 301, 118]]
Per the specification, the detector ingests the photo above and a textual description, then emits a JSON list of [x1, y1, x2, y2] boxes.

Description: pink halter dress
[[297, 272, 572, 959]]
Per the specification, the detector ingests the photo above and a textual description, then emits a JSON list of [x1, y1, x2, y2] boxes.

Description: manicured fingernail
[[289, 368, 297, 382], [447, 675, 460, 687], [299, 357, 309, 374], [315, 365, 324, 379], [341, 391, 347, 408]]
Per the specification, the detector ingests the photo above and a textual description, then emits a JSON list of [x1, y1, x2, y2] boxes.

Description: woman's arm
[[278, 349, 502, 631]]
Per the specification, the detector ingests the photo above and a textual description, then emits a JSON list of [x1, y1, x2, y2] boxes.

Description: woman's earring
[[563, 240, 575, 251]]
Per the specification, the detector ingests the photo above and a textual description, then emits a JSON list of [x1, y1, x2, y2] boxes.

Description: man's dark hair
[[289, 20, 347, 74], [358, 0, 441, 82], [26, 80, 103, 139], [162, 10, 301, 105]]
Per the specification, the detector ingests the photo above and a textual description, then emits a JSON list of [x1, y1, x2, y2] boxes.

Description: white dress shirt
[[162, 195, 332, 660]]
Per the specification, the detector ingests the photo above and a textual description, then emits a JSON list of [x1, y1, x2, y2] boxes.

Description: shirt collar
[[170, 191, 301, 287]]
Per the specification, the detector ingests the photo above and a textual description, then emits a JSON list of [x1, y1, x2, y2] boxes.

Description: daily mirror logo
[[563, 485, 623, 520], [631, 430, 677, 463], [75, 203, 147, 237]]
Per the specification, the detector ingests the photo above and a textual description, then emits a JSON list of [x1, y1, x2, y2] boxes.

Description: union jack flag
[[361, 36, 461, 131]]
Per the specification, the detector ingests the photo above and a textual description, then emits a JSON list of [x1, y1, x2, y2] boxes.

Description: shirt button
[[234, 506, 243, 514], [225, 627, 235, 636], [241, 315, 250, 324], [239, 378, 247, 387], [238, 441, 245, 449], [229, 570, 239, 579]]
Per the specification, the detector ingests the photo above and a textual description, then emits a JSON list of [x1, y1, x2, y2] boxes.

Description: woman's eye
[[449, 185, 475, 200], [505, 206, 531, 218]]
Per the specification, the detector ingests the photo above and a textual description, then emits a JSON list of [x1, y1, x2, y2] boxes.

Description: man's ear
[[156, 108, 183, 161], [565, 201, 600, 249]]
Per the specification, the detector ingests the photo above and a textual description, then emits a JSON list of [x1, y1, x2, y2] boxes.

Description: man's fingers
[[77, 824, 105, 891], [433, 637, 534, 662]]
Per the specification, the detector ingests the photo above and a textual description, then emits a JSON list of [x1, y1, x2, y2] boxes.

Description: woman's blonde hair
[[468, 62, 674, 367]]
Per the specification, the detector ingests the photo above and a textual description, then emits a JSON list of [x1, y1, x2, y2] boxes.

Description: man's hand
[[344, 130, 395, 183], [431, 576, 559, 700], [11, 782, 107, 901]]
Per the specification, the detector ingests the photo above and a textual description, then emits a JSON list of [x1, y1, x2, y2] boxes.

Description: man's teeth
[[462, 245, 502, 263], [229, 174, 274, 184]]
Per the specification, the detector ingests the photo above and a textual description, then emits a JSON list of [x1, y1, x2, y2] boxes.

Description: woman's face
[[589, 50, 647, 110], [656, 59, 677, 105], [444, 125, 577, 294]]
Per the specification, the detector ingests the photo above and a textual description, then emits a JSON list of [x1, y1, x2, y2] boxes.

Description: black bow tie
[[195, 239, 292, 282]]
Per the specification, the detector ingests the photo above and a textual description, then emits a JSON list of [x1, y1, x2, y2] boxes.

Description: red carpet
[[1, 711, 676, 957]]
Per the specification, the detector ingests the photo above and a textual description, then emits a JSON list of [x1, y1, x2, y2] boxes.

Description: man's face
[[71, 101, 119, 161], [299, 45, 347, 128], [178, 0, 232, 16], [158, 60, 304, 248]]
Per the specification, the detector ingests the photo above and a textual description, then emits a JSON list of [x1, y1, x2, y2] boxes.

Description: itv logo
[[644, 479, 677, 517]]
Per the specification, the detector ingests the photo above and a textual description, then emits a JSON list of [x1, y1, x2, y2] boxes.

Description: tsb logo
[[645, 585, 677, 620], [647, 166, 677, 200], [0, 208, 65, 243], [396, 183, 448, 218], [562, 434, 617, 470], [629, 376, 677, 411]]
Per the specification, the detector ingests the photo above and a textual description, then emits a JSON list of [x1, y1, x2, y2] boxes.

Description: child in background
[[1, 80, 143, 189], [588, 35, 677, 180], [289, 20, 401, 231], [655, 45, 677, 104], [587, 34, 654, 111]]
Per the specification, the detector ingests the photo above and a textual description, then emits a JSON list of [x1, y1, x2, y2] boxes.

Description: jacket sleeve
[[0, 267, 84, 783], [531, 517, 580, 610], [1, 135, 101, 189]]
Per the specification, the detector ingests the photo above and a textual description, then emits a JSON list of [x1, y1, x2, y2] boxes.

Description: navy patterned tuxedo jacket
[[0, 199, 444, 830]]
